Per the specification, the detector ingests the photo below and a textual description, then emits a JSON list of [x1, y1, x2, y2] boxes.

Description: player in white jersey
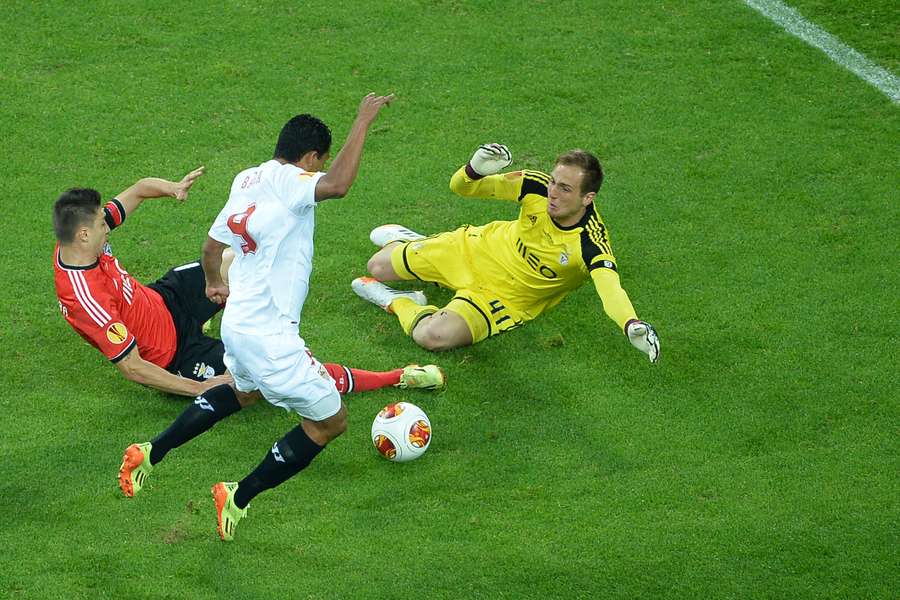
[[118, 93, 430, 541]]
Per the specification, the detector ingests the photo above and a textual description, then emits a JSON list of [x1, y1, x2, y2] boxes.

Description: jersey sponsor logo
[[106, 322, 129, 344], [227, 203, 259, 254], [514, 237, 558, 279]]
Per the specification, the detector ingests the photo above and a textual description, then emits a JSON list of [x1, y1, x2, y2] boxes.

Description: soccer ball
[[371, 402, 432, 462]]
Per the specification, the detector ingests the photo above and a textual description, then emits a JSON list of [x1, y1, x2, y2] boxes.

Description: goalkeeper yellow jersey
[[448, 166, 638, 330]]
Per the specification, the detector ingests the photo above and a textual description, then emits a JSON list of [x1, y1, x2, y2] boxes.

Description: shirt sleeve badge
[[106, 322, 129, 344]]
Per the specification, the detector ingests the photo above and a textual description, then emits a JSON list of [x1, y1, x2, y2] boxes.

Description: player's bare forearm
[[317, 121, 369, 199], [315, 93, 394, 201], [116, 350, 204, 396], [115, 167, 205, 216], [202, 237, 230, 304], [114, 178, 177, 215]]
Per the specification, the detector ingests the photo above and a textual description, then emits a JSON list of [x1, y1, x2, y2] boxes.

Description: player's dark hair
[[53, 188, 102, 243], [555, 150, 604, 195], [273, 114, 332, 163]]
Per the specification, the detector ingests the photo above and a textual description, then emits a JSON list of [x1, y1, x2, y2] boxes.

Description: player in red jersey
[[53, 167, 234, 396], [53, 167, 445, 399]]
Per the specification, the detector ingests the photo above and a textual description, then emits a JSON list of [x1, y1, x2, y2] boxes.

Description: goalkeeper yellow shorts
[[389, 227, 527, 343]]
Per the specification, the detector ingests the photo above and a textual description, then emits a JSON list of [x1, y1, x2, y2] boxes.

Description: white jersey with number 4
[[209, 159, 325, 335]]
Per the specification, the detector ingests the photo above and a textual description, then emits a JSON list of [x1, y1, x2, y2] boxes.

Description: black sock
[[233, 424, 324, 509], [149, 384, 241, 465]]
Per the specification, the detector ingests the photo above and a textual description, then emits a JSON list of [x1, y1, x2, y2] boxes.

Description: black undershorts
[[148, 261, 225, 381]]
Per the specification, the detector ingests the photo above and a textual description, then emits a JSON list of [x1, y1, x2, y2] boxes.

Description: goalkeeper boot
[[351, 277, 426, 314], [212, 481, 248, 542], [397, 364, 446, 391], [369, 224, 425, 248], [118, 442, 153, 498]]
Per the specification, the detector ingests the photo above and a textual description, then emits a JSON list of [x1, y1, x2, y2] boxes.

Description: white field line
[[743, 0, 900, 104]]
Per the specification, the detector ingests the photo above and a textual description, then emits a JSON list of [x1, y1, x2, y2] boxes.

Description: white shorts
[[220, 324, 341, 421]]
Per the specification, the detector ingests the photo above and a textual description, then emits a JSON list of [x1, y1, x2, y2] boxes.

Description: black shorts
[[148, 261, 226, 381]]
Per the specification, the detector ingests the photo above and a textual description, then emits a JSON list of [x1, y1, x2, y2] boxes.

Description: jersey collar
[[551, 202, 596, 231], [56, 247, 99, 271]]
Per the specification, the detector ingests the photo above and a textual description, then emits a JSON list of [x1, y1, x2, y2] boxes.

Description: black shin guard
[[233, 425, 324, 509], [149, 384, 241, 464]]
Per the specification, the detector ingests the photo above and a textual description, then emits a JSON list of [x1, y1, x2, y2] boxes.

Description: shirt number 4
[[227, 204, 258, 254]]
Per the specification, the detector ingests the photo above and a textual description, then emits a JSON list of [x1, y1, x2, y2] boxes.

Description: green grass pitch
[[1, 1, 897, 598]]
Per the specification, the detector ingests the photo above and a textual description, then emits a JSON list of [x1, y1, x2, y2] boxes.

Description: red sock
[[323, 363, 403, 394]]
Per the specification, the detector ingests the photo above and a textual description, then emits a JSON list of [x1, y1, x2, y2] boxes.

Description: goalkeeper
[[352, 144, 660, 363]]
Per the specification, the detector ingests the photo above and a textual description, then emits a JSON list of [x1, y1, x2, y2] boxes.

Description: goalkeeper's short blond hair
[[555, 150, 603, 195]]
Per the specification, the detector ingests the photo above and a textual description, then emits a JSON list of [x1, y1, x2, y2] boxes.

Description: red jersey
[[54, 199, 178, 366]]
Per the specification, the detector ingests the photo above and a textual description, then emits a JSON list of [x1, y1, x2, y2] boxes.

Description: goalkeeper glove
[[625, 319, 660, 363], [466, 143, 512, 179]]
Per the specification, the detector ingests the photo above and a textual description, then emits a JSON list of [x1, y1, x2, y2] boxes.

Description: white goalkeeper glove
[[625, 319, 660, 363], [467, 143, 512, 178]]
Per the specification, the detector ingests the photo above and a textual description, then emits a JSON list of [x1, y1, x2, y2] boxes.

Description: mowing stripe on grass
[[743, 0, 900, 104]]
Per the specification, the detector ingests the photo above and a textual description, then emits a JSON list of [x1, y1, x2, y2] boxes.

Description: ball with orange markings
[[371, 402, 432, 462]]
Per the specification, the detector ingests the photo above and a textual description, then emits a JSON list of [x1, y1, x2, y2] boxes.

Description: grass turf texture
[[2, 1, 897, 598]]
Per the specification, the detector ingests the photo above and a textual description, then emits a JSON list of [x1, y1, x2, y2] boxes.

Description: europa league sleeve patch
[[106, 322, 129, 344]]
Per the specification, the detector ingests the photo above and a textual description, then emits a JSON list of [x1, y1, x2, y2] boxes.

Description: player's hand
[[205, 283, 230, 305], [198, 373, 234, 393], [625, 319, 660, 363], [173, 166, 205, 201], [356, 92, 395, 126], [468, 143, 512, 177]]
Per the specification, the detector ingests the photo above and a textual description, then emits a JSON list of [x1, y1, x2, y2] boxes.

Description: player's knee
[[328, 416, 348, 440], [236, 389, 260, 408], [366, 254, 392, 280], [412, 318, 466, 352], [366, 256, 386, 279], [323, 405, 349, 440], [304, 403, 347, 445]]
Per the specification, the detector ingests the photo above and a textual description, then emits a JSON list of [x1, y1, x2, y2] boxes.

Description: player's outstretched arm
[[625, 319, 660, 364], [449, 143, 522, 202], [590, 267, 660, 363], [315, 93, 395, 202], [467, 143, 512, 178], [115, 166, 205, 217], [115, 346, 231, 396]]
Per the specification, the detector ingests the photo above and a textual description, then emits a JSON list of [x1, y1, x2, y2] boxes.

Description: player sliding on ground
[[53, 172, 441, 400], [352, 143, 660, 362], [118, 94, 445, 541]]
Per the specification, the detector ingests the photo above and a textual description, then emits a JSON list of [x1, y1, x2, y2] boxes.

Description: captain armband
[[104, 198, 127, 230], [589, 258, 618, 272]]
